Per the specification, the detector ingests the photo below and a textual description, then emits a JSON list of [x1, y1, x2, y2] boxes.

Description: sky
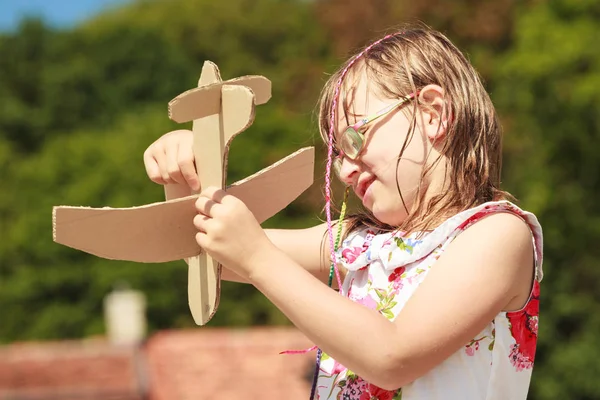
[[0, 0, 129, 31]]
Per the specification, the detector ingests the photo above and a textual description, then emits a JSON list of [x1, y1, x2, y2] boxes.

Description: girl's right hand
[[143, 129, 200, 191]]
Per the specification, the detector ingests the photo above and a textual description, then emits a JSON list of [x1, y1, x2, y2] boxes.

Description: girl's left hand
[[193, 186, 273, 279]]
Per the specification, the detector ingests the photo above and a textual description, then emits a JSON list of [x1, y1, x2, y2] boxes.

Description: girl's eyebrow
[[349, 88, 368, 121], [343, 107, 367, 125], [343, 102, 350, 129], [341, 88, 351, 129], [341, 87, 366, 129]]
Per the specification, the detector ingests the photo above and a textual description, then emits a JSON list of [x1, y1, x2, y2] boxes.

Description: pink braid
[[325, 33, 403, 295], [280, 32, 406, 367]]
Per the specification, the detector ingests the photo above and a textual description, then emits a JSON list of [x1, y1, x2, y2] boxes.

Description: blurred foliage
[[0, 0, 599, 398], [492, 1, 600, 397]]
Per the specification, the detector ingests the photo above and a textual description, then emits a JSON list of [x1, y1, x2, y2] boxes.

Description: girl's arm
[[244, 213, 533, 389], [193, 187, 534, 390], [220, 223, 345, 287]]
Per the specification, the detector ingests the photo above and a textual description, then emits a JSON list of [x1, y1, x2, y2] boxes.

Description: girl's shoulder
[[444, 201, 544, 281]]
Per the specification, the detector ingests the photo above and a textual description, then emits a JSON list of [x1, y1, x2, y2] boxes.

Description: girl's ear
[[417, 84, 450, 141]]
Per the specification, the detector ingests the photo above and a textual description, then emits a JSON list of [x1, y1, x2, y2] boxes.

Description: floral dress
[[315, 201, 543, 400]]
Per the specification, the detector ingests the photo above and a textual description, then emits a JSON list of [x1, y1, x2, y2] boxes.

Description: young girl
[[143, 27, 543, 400]]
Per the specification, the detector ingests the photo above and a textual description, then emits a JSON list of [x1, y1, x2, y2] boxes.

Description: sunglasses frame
[[333, 92, 418, 178]]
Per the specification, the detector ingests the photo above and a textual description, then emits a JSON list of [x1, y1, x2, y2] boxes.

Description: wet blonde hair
[[318, 25, 511, 235]]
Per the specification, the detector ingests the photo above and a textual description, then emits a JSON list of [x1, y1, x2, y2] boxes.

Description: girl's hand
[[143, 129, 200, 191], [193, 186, 274, 279]]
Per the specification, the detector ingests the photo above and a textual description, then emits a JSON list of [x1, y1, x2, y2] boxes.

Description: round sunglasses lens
[[341, 128, 362, 159]]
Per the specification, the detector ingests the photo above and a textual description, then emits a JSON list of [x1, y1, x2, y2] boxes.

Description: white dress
[[315, 201, 544, 400]]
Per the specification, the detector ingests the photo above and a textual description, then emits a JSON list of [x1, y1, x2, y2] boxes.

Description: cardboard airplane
[[53, 61, 315, 325]]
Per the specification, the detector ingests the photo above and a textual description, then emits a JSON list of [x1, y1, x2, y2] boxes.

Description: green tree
[[0, 0, 331, 341], [0, 19, 195, 153], [492, 1, 600, 398], [2, 1, 600, 398]]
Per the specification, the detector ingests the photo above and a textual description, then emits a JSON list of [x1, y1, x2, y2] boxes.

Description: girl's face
[[335, 72, 443, 226]]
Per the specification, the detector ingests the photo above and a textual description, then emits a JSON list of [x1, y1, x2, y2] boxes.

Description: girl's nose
[[337, 156, 360, 186]]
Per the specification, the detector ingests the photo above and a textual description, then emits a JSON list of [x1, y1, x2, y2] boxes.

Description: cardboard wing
[[53, 148, 314, 262], [52, 61, 315, 326]]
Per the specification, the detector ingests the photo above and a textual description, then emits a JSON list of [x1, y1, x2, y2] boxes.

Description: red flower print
[[464, 336, 486, 357], [390, 280, 403, 294], [388, 267, 406, 294], [340, 375, 367, 400], [457, 210, 490, 231], [509, 344, 533, 372], [342, 247, 363, 264], [507, 281, 540, 371], [363, 230, 376, 250], [359, 384, 396, 400], [388, 267, 406, 283], [331, 359, 345, 375], [340, 230, 376, 266]]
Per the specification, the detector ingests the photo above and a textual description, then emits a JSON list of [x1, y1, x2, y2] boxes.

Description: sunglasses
[[332, 92, 417, 179]]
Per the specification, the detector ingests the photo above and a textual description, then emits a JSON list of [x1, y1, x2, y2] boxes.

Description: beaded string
[[308, 187, 349, 400], [324, 33, 400, 297], [315, 32, 404, 400], [328, 189, 349, 287]]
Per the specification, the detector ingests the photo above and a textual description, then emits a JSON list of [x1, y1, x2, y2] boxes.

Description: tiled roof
[[146, 327, 316, 400], [0, 338, 142, 400], [0, 327, 317, 400]]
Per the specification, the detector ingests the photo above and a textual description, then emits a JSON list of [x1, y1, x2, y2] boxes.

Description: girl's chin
[[370, 207, 407, 227]]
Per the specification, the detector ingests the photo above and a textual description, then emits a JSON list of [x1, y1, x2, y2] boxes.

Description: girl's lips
[[362, 181, 374, 204], [356, 178, 375, 200]]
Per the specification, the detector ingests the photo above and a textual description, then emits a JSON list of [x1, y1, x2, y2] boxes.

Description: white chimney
[[104, 287, 147, 345]]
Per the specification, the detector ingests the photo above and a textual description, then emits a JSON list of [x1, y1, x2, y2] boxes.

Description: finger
[[143, 148, 166, 185], [177, 141, 200, 191], [200, 186, 229, 203], [151, 145, 174, 184], [195, 196, 219, 217], [193, 214, 210, 232], [195, 231, 210, 250], [165, 142, 186, 185]]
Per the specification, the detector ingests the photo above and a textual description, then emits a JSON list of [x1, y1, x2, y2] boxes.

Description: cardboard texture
[[53, 147, 314, 263], [53, 61, 315, 326]]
